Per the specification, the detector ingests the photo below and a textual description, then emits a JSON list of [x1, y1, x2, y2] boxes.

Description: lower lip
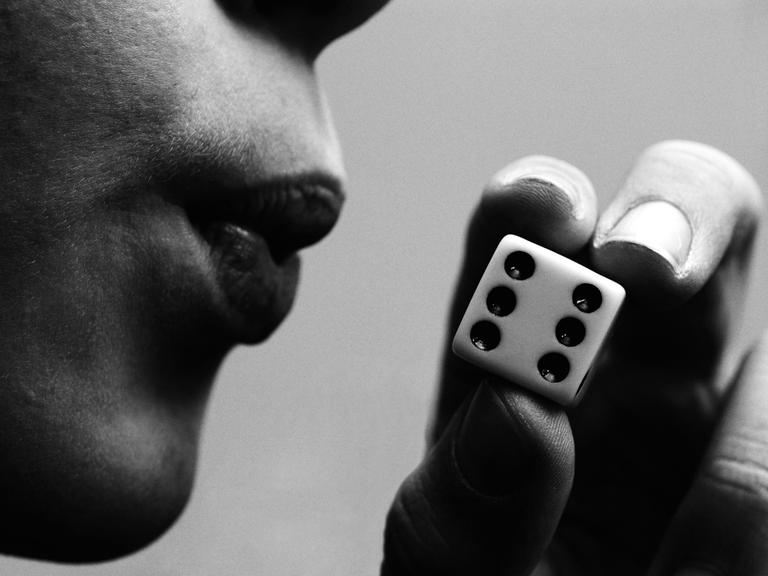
[[204, 221, 301, 343], [171, 172, 343, 343]]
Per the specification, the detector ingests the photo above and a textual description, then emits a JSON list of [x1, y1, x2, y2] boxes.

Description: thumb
[[381, 381, 574, 576], [649, 332, 768, 576]]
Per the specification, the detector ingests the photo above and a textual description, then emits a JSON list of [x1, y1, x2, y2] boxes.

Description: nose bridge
[[227, 0, 390, 57]]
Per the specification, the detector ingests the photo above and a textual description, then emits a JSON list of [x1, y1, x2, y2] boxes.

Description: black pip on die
[[452, 234, 625, 406]]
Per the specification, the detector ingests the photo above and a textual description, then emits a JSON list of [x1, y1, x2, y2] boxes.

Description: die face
[[452, 235, 625, 406]]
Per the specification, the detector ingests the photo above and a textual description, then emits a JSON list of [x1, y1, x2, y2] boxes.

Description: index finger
[[429, 156, 598, 445]]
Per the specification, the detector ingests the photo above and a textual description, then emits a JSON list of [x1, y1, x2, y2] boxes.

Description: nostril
[[216, 0, 391, 58], [250, 0, 288, 20], [214, 0, 318, 57], [215, 0, 276, 20]]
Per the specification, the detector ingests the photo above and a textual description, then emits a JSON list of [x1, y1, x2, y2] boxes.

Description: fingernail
[[604, 201, 692, 270], [455, 381, 527, 496]]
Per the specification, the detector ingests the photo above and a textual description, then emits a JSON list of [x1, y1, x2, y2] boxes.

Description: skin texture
[[0, 0, 386, 562]]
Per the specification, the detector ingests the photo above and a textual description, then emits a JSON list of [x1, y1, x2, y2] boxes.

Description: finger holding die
[[452, 235, 625, 406]]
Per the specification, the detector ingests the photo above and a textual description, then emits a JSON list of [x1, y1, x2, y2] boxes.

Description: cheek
[[0, 0, 184, 175], [0, 0, 342, 195]]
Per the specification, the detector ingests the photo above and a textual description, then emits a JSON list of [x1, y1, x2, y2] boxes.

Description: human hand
[[381, 141, 767, 575]]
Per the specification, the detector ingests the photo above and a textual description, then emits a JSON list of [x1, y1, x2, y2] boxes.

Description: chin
[[0, 494, 193, 564], [0, 397, 202, 563], [0, 472, 195, 563]]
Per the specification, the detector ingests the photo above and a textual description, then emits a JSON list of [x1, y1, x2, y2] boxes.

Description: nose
[[223, 0, 391, 58]]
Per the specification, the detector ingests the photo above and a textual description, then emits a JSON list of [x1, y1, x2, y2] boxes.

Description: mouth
[[186, 173, 345, 262], [177, 172, 345, 342]]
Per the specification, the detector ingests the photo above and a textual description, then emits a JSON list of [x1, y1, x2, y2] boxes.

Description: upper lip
[[182, 171, 346, 261]]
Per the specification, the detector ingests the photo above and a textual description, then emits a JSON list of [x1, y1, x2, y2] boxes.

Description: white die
[[452, 234, 625, 406]]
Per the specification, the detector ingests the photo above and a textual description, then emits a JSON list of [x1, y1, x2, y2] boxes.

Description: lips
[[185, 173, 344, 259], [178, 172, 345, 342]]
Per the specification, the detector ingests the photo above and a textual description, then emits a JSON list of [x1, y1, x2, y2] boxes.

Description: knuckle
[[702, 439, 768, 510]]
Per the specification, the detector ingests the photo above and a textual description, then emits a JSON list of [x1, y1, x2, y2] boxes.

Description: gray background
[[6, 1, 768, 574]]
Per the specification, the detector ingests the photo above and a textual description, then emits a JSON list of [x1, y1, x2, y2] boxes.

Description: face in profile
[[0, 0, 387, 562]]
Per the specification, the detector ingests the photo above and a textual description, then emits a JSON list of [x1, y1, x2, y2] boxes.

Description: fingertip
[[645, 141, 765, 235], [455, 380, 573, 498], [386, 379, 574, 575], [486, 155, 596, 222], [490, 380, 575, 471], [592, 140, 763, 305], [652, 140, 764, 214], [480, 156, 597, 255]]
